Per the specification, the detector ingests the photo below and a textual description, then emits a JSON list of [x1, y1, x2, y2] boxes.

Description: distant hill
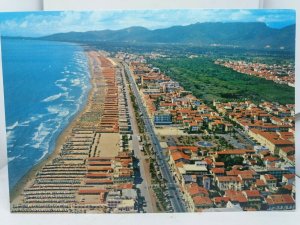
[[41, 22, 296, 50]]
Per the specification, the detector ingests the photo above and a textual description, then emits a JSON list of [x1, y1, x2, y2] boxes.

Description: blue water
[[2, 38, 91, 189]]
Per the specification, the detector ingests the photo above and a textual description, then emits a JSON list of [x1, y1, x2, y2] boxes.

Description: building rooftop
[[266, 194, 295, 205]]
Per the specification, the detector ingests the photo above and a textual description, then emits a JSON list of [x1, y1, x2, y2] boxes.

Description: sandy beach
[[9, 50, 139, 214]]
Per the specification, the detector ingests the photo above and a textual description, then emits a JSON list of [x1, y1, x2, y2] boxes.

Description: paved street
[[122, 62, 186, 213], [217, 134, 247, 149], [116, 60, 155, 213], [234, 128, 257, 146]]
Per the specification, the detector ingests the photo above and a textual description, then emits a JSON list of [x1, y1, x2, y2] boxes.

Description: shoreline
[[10, 50, 95, 203]]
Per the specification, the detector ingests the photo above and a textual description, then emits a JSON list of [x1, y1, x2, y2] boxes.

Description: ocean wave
[[20, 143, 30, 148], [55, 82, 69, 92], [64, 99, 75, 102], [30, 114, 44, 122], [42, 93, 62, 102], [7, 120, 31, 131], [56, 78, 67, 82], [47, 105, 70, 117], [82, 84, 88, 91], [32, 123, 51, 149], [6, 130, 16, 147], [36, 150, 49, 162], [70, 78, 81, 87], [42, 93, 67, 103], [19, 121, 30, 127], [6, 130, 14, 139], [7, 121, 19, 130], [8, 155, 21, 163], [7, 144, 14, 149]]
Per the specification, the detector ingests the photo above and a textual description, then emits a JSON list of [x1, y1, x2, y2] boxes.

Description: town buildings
[[125, 54, 295, 212], [215, 60, 295, 87]]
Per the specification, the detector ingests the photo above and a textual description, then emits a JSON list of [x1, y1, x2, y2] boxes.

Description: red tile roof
[[214, 196, 230, 203], [243, 190, 261, 198], [266, 194, 295, 205], [211, 168, 225, 174], [250, 129, 294, 146], [255, 179, 266, 187], [263, 156, 279, 162], [263, 174, 276, 181], [192, 196, 213, 205], [171, 151, 190, 161], [225, 190, 247, 203], [187, 183, 209, 197], [216, 176, 241, 182], [213, 162, 225, 167]]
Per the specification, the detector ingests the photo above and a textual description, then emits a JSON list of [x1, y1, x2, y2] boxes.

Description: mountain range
[[41, 22, 296, 50]]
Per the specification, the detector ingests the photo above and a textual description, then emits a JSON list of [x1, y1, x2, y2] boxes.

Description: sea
[[1, 38, 91, 189]]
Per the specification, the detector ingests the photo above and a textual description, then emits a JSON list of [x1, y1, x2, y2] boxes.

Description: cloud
[[229, 10, 252, 21], [19, 21, 28, 28], [0, 9, 296, 37], [257, 16, 266, 22]]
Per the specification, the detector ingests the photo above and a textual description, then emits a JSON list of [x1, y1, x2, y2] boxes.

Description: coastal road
[[122, 62, 186, 213], [115, 60, 155, 213]]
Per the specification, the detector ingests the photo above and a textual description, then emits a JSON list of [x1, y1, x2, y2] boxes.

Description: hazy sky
[[0, 9, 296, 37]]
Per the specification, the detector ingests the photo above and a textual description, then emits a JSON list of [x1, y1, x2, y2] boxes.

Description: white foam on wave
[[42, 93, 68, 103], [70, 71, 79, 75], [8, 154, 24, 163], [8, 155, 20, 163], [36, 150, 49, 162], [70, 78, 81, 87], [56, 78, 67, 82], [47, 105, 70, 117], [64, 99, 75, 102], [55, 82, 69, 92], [82, 83, 88, 91], [20, 120, 30, 126], [30, 114, 44, 122], [6, 130, 16, 148], [7, 120, 31, 132], [8, 157, 15, 162], [7, 121, 19, 130], [6, 130, 14, 139], [20, 143, 30, 148], [32, 123, 51, 149]]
